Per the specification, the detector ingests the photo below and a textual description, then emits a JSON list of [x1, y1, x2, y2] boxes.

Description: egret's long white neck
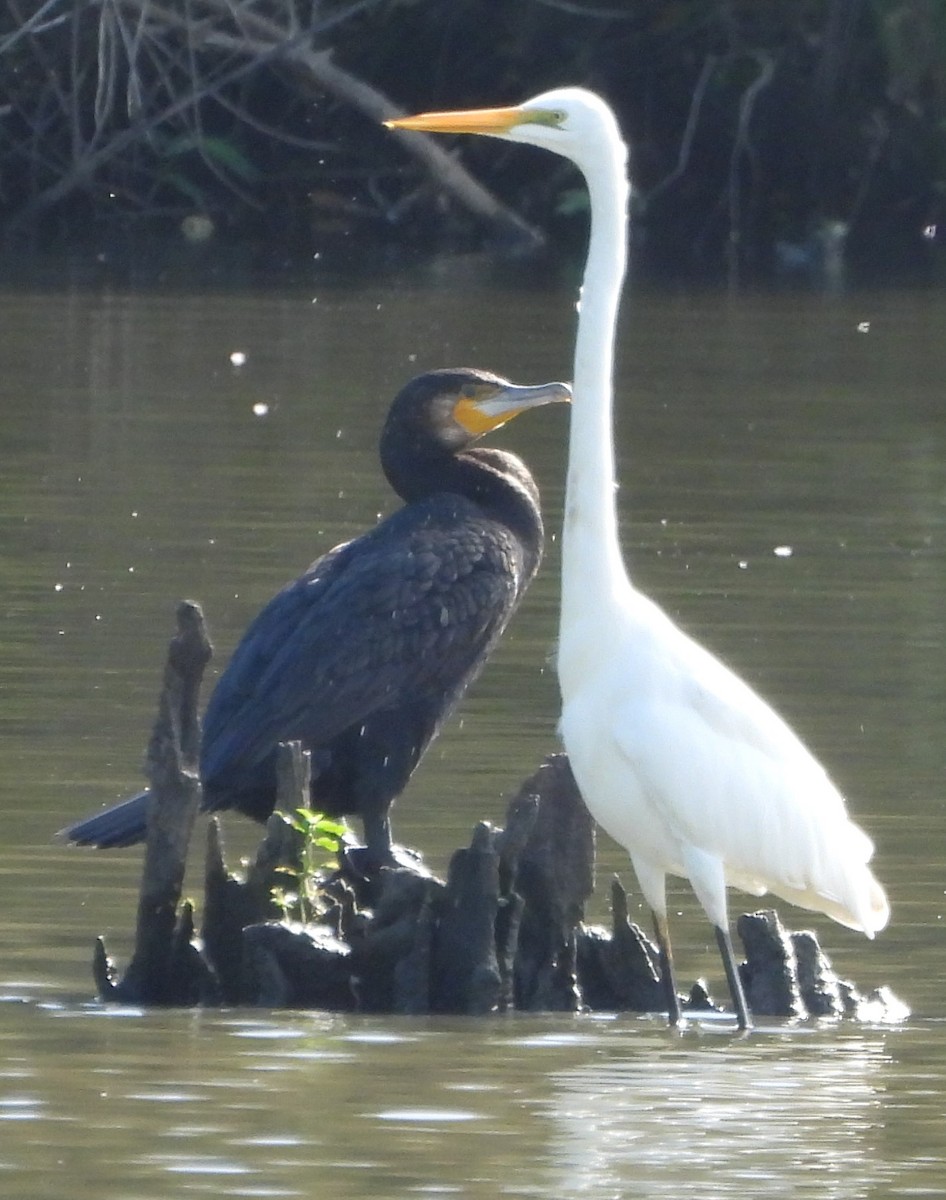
[[559, 131, 631, 637]]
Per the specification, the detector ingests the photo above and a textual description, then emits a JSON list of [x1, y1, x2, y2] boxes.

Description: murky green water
[[2, 263, 945, 1197]]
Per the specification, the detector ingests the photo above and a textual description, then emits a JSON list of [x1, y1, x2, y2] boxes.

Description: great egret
[[387, 90, 889, 1028], [63, 368, 570, 864]]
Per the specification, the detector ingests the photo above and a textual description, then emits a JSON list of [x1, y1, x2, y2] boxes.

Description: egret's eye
[[526, 108, 566, 129]]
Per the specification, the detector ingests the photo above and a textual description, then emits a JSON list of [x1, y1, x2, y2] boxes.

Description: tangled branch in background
[[2, 0, 331, 229], [0, 0, 943, 277], [0, 0, 538, 246]]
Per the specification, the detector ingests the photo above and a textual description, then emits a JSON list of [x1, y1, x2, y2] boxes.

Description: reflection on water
[[2, 266, 946, 1198], [2, 1000, 944, 1200], [548, 1027, 891, 1199]]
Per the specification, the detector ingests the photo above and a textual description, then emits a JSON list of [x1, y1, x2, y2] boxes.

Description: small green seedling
[[271, 808, 349, 925]]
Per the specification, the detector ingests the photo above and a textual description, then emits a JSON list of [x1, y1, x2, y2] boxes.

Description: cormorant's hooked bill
[[61, 368, 570, 866]]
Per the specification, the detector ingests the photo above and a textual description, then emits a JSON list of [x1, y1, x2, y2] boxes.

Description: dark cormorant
[[62, 368, 570, 864]]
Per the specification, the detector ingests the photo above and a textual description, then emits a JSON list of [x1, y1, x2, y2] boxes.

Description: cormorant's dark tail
[[58, 790, 151, 848]]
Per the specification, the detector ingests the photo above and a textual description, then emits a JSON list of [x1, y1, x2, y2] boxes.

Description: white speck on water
[[229, 350, 247, 367], [774, 545, 793, 558], [375, 1108, 481, 1124], [252, 403, 269, 417], [857, 321, 871, 333]]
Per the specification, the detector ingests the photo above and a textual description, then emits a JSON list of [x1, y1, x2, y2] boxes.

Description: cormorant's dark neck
[[382, 444, 544, 573]]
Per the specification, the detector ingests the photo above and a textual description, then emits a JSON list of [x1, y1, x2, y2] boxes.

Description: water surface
[[1, 264, 945, 1197]]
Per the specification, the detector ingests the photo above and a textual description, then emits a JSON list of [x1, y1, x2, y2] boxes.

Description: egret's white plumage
[[387, 89, 889, 1027]]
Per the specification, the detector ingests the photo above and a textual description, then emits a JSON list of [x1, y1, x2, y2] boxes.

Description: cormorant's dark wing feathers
[[200, 496, 525, 784]]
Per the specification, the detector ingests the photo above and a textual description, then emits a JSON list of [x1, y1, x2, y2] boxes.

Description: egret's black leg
[[652, 911, 682, 1026], [715, 924, 751, 1031]]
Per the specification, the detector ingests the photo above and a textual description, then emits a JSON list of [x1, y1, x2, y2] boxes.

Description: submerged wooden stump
[[94, 600, 216, 1005], [202, 744, 309, 1003], [504, 754, 595, 1012], [87, 601, 907, 1023]]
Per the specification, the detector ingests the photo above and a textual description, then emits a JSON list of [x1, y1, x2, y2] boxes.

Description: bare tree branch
[[644, 54, 720, 206], [727, 51, 776, 288]]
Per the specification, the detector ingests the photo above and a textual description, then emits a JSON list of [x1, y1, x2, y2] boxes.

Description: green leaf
[[159, 133, 261, 183], [200, 136, 261, 182]]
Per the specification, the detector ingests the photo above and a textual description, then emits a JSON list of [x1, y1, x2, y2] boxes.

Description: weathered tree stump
[[202, 743, 308, 1002], [504, 754, 595, 1012], [791, 928, 848, 1016], [738, 909, 806, 1018], [577, 878, 665, 1012], [351, 867, 442, 1013], [87, 601, 907, 1024], [241, 922, 353, 1008], [95, 600, 216, 1005]]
